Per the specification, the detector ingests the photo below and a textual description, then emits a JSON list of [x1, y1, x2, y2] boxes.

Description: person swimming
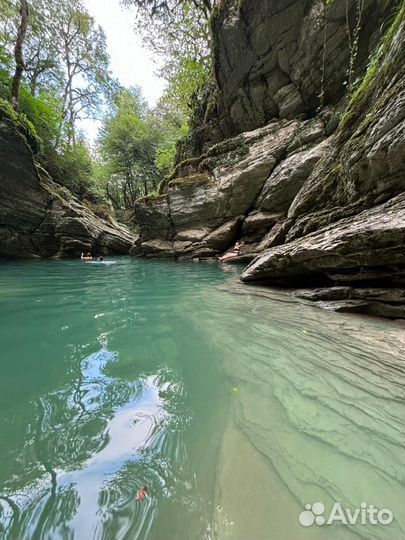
[[136, 486, 148, 502], [98, 256, 104, 261], [81, 252, 93, 260]]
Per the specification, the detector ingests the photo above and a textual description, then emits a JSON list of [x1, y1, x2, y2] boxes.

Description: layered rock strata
[[132, 0, 404, 317], [0, 106, 135, 259]]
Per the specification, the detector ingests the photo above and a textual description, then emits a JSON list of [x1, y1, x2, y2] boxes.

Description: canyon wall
[[132, 0, 405, 317], [0, 105, 135, 259]]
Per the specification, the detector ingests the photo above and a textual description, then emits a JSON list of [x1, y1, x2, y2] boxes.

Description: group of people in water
[[81, 252, 104, 261], [81, 240, 244, 263]]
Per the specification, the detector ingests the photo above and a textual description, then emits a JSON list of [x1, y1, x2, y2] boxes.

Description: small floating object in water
[[232, 387, 239, 392], [302, 330, 308, 334], [136, 486, 148, 502]]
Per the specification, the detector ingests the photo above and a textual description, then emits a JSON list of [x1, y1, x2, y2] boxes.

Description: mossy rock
[[338, 1, 405, 135], [169, 173, 214, 189], [0, 98, 41, 155], [169, 156, 204, 181], [136, 193, 167, 204]]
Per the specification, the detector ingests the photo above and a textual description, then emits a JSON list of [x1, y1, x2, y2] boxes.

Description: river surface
[[0, 257, 404, 540]]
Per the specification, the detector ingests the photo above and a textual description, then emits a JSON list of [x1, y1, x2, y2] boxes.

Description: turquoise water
[[0, 257, 404, 540]]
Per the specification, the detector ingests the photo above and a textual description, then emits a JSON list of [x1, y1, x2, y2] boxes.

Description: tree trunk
[[29, 74, 37, 96], [106, 182, 120, 210], [11, 0, 29, 110]]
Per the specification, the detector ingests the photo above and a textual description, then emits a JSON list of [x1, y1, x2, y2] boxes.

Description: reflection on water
[[1, 343, 185, 540], [0, 258, 404, 540], [0, 258, 228, 540]]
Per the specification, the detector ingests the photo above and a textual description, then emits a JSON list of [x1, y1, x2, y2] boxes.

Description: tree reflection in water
[[0, 344, 188, 540]]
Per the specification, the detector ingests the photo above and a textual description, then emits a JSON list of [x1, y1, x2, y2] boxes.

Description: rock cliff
[[131, 0, 404, 318], [0, 105, 135, 258], [206, 0, 397, 142]]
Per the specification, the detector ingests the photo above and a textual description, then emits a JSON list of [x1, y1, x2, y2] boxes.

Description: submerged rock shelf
[[0, 258, 403, 539], [201, 282, 405, 540]]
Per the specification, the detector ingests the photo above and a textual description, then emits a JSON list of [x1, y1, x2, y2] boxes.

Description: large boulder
[[241, 194, 405, 284]]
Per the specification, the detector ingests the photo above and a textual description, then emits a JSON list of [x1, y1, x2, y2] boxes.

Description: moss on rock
[[0, 98, 41, 155], [339, 1, 405, 133], [169, 173, 214, 189], [169, 156, 204, 181], [136, 193, 167, 204]]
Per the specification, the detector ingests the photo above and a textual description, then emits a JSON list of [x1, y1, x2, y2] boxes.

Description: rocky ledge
[[131, 111, 336, 259], [241, 9, 405, 318], [241, 194, 405, 318], [0, 105, 136, 259], [131, 0, 404, 318]]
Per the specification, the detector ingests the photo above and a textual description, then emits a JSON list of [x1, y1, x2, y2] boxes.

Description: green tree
[[122, 0, 214, 73], [57, 3, 113, 143], [98, 87, 162, 209], [121, 0, 217, 174], [0, 0, 113, 142], [10, 0, 28, 109], [153, 92, 189, 176]]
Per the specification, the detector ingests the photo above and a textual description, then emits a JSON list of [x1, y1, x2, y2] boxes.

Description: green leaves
[[122, 0, 213, 144], [0, 0, 112, 136], [98, 87, 162, 208]]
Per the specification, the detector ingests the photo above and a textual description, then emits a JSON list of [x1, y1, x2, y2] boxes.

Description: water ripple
[[0, 258, 403, 540]]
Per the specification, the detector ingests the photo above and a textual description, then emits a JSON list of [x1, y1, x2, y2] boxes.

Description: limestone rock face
[[285, 23, 405, 241], [241, 194, 405, 283], [242, 14, 405, 317], [131, 1, 404, 317], [204, 219, 240, 250], [132, 117, 327, 258], [257, 137, 332, 213], [168, 173, 225, 230], [242, 212, 283, 242], [0, 109, 136, 259], [207, 0, 395, 142], [134, 195, 172, 241]]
